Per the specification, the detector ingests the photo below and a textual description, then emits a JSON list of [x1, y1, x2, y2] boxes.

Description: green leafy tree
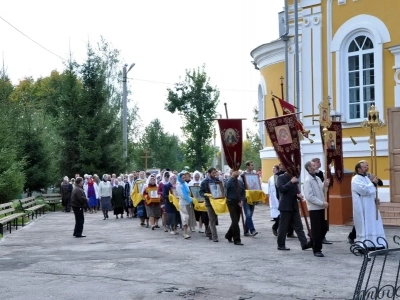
[[131, 119, 184, 171], [240, 130, 262, 170], [165, 66, 219, 170], [10, 78, 53, 192]]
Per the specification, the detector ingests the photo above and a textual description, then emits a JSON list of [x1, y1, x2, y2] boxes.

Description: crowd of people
[[62, 157, 386, 257]]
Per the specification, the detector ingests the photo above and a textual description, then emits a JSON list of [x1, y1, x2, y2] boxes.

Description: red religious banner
[[319, 121, 344, 183], [217, 119, 243, 171], [274, 95, 311, 139], [264, 114, 302, 177]]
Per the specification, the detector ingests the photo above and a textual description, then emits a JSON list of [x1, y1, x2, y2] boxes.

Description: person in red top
[[143, 176, 161, 230], [158, 172, 170, 232]]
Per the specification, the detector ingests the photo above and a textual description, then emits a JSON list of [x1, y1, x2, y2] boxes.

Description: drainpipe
[[294, 0, 300, 110], [283, 0, 289, 100]]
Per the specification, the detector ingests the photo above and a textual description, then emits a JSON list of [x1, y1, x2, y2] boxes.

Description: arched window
[[331, 15, 390, 124], [348, 36, 375, 119]]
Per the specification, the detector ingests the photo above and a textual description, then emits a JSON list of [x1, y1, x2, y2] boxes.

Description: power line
[[0, 15, 65, 61], [129, 77, 257, 93]]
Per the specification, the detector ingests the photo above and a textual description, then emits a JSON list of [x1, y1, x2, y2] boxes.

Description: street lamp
[[122, 63, 135, 171]]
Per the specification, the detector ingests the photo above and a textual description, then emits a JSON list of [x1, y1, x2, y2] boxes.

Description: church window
[[347, 36, 375, 120]]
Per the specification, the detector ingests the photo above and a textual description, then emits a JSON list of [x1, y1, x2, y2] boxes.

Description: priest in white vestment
[[268, 165, 280, 236], [351, 161, 386, 249]]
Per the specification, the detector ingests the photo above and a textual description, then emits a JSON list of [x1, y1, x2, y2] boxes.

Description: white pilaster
[[301, 12, 313, 126], [312, 13, 323, 118]]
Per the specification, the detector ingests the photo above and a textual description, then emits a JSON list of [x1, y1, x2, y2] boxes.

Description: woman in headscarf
[[84, 175, 99, 213], [135, 171, 148, 227], [99, 174, 112, 220], [158, 171, 170, 232], [143, 175, 161, 230], [189, 170, 208, 233], [176, 172, 196, 239], [163, 173, 178, 235]]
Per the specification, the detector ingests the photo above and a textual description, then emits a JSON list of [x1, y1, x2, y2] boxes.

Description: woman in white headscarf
[[176, 172, 196, 239], [98, 174, 112, 220], [158, 171, 170, 232], [189, 170, 206, 233]]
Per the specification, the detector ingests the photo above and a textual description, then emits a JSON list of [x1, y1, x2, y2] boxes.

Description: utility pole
[[122, 63, 135, 171]]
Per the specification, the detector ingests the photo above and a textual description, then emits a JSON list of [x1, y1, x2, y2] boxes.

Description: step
[[380, 203, 400, 208], [380, 211, 400, 218], [381, 217, 400, 226]]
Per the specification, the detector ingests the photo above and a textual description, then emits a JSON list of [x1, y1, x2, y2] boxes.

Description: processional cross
[[141, 149, 152, 171]]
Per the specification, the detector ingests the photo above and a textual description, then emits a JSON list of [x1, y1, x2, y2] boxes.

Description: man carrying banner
[[224, 170, 245, 245], [303, 160, 330, 257], [311, 158, 333, 245], [276, 163, 312, 251], [199, 167, 220, 242]]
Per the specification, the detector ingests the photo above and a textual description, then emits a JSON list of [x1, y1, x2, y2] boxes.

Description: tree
[[131, 119, 184, 171], [0, 67, 25, 203], [49, 39, 130, 177], [10, 78, 53, 192], [240, 130, 262, 170], [165, 66, 219, 170]]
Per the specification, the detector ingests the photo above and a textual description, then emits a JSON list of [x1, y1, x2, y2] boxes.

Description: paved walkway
[[0, 205, 399, 300]]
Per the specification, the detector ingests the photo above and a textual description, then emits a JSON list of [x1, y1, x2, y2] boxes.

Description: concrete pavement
[[1, 204, 399, 300]]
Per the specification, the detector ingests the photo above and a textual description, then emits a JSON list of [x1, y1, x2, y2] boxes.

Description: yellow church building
[[251, 0, 400, 203]]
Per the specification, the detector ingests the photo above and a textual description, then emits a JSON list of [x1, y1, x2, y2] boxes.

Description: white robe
[[267, 175, 280, 218], [351, 174, 386, 248]]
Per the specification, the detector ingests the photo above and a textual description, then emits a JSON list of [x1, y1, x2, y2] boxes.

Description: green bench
[[19, 197, 45, 220], [41, 193, 62, 212], [0, 202, 26, 235]]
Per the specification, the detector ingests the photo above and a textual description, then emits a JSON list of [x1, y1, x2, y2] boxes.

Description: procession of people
[[64, 155, 387, 257]]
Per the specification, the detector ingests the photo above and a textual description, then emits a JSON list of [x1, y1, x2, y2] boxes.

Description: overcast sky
[[1, 0, 284, 141]]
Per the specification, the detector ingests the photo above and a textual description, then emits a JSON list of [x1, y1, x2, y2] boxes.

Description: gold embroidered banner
[[217, 119, 243, 171], [319, 121, 344, 183], [264, 113, 302, 177]]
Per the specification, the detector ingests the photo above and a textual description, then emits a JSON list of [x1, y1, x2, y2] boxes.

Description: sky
[[0, 0, 284, 142]]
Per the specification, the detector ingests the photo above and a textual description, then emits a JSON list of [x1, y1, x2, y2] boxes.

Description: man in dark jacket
[[274, 163, 295, 238], [60, 176, 72, 213], [71, 177, 88, 238], [276, 164, 312, 251], [224, 170, 245, 245], [199, 167, 220, 242]]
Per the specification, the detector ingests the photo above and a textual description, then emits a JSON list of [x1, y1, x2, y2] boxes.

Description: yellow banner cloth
[[192, 198, 207, 212], [246, 190, 266, 205], [131, 180, 145, 207], [168, 192, 180, 211], [204, 193, 229, 215]]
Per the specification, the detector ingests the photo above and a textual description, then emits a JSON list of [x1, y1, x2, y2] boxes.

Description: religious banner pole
[[318, 99, 332, 221], [361, 105, 384, 220], [219, 103, 246, 232], [262, 113, 311, 237]]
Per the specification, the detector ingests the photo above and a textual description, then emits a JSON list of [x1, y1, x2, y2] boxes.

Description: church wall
[[253, 0, 396, 200]]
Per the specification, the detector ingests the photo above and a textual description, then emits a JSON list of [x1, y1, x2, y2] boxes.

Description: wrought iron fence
[[351, 236, 400, 299]]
